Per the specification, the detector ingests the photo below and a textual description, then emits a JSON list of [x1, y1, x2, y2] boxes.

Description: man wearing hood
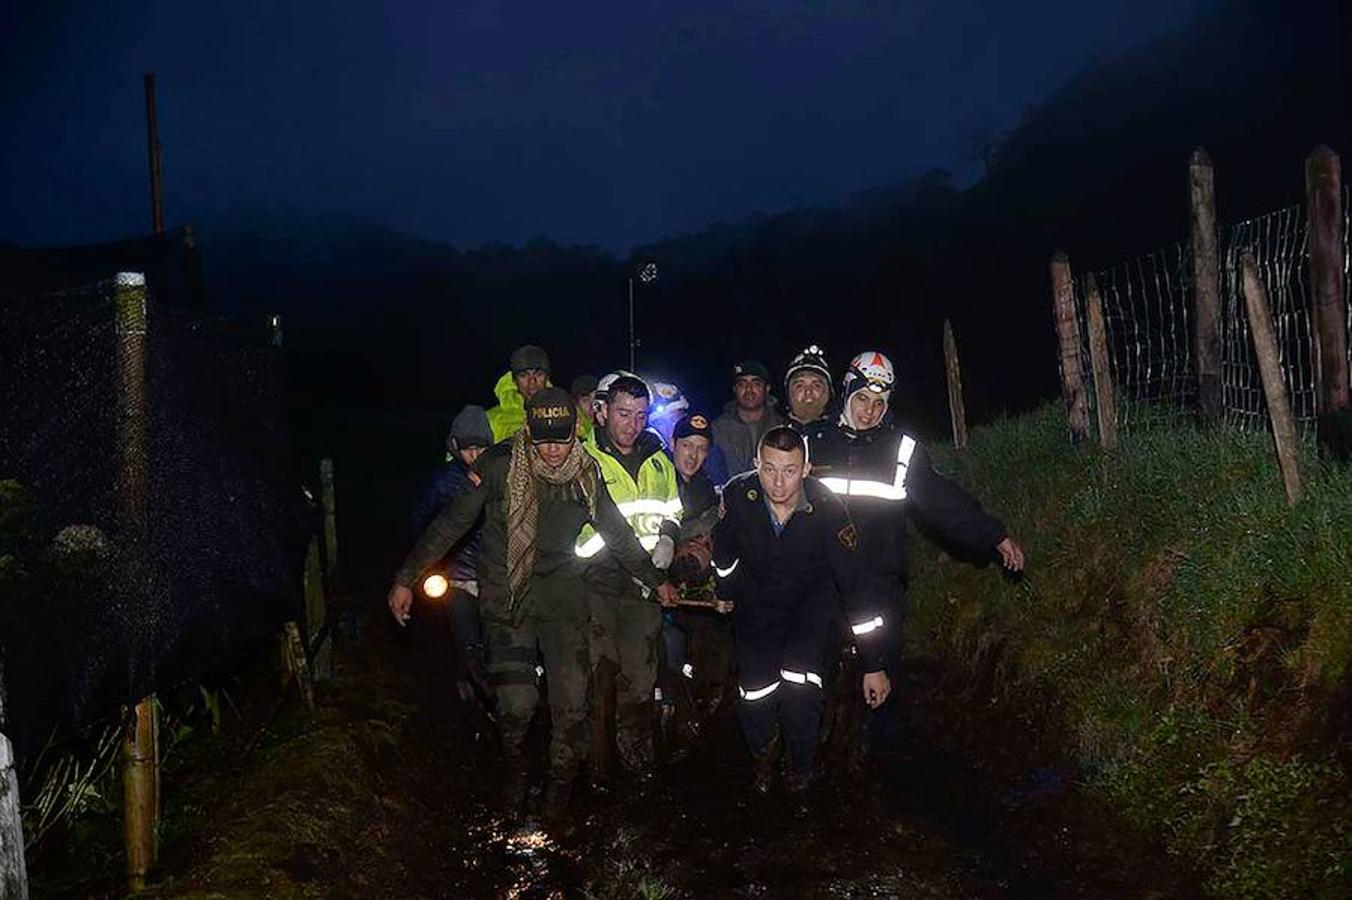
[[389, 388, 678, 825], [576, 375, 683, 779], [711, 360, 785, 478], [486, 344, 552, 443], [813, 351, 1025, 717]]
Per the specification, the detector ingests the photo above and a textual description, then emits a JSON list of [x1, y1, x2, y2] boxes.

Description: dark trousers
[[733, 607, 831, 776]]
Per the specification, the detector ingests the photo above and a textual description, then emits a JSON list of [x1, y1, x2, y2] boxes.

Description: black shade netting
[[1, 274, 310, 763]]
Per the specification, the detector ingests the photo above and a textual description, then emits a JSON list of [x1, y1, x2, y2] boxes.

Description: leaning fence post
[[1240, 251, 1302, 505], [320, 458, 338, 581], [1189, 148, 1224, 425], [1304, 146, 1350, 456], [279, 622, 316, 712], [942, 319, 969, 449], [1084, 273, 1119, 450], [1050, 251, 1089, 444], [115, 272, 160, 890], [303, 537, 332, 681], [1, 663, 30, 900]]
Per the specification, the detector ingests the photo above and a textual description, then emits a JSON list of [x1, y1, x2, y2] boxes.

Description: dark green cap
[[510, 344, 550, 375]]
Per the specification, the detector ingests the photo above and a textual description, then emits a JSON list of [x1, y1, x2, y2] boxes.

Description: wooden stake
[[280, 622, 315, 712], [1084, 273, 1119, 450], [115, 273, 148, 544], [1240, 251, 1302, 505], [1, 664, 30, 900], [1189, 148, 1224, 424], [1050, 251, 1089, 444], [942, 319, 969, 449], [122, 697, 159, 891], [1304, 147, 1349, 422], [303, 537, 332, 681], [144, 74, 165, 236], [320, 458, 338, 581]]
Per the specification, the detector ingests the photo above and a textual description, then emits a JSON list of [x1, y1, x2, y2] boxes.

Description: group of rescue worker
[[387, 342, 1025, 827]]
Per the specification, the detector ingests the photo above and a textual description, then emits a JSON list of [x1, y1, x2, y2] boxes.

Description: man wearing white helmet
[[814, 350, 1025, 719]]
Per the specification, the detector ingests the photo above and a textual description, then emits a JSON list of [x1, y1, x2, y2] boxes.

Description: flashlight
[[421, 572, 449, 599]]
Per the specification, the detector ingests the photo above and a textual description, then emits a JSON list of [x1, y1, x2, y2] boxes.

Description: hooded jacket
[[486, 372, 530, 443]]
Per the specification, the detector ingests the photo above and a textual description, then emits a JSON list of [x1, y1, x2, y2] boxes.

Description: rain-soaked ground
[[102, 588, 1200, 899]]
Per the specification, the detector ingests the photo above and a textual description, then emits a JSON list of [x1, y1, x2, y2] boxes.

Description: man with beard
[[712, 360, 785, 477]]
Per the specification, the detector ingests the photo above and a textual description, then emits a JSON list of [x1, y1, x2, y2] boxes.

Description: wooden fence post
[[1240, 251, 1302, 505], [1189, 148, 1224, 424], [942, 319, 969, 449], [1304, 146, 1350, 457], [1084, 273, 1119, 450], [320, 458, 338, 582], [303, 537, 332, 681], [1050, 251, 1089, 444], [115, 270, 160, 890], [1, 664, 30, 900], [279, 622, 316, 712]]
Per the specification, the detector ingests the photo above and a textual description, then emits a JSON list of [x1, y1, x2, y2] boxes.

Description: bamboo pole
[[1304, 147, 1349, 434], [122, 699, 159, 892], [1240, 251, 1302, 505], [1, 664, 29, 900], [1189, 148, 1223, 424], [942, 318, 969, 449], [320, 458, 338, 581], [1050, 251, 1089, 444], [144, 74, 164, 236], [1084, 273, 1119, 450]]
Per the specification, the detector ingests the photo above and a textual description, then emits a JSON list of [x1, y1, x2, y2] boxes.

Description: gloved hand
[[651, 534, 675, 570]]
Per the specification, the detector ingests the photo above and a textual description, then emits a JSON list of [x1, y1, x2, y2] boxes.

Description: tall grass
[[907, 404, 1352, 898]]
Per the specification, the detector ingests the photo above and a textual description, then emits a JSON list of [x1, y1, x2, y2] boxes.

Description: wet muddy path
[[139, 590, 1197, 899]]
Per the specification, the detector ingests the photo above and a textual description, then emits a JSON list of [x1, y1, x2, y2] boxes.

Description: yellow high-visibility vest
[[576, 441, 681, 558]]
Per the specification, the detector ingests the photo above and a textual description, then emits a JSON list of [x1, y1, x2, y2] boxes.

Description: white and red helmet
[[842, 351, 895, 399]]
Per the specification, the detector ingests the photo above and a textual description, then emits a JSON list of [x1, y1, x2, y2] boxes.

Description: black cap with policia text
[[525, 387, 577, 442]]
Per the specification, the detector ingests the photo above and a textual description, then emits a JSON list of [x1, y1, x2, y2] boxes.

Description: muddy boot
[[500, 756, 530, 818], [543, 774, 576, 836], [750, 736, 781, 797]]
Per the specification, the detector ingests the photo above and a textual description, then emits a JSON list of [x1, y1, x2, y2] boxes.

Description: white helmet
[[842, 351, 895, 399], [595, 369, 642, 413]]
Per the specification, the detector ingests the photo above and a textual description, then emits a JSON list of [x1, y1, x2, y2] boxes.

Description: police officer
[[712, 425, 877, 795], [814, 351, 1024, 714], [388, 387, 679, 823], [577, 375, 683, 777]]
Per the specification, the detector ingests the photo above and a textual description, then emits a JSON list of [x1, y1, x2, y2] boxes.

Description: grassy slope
[[906, 404, 1352, 899]]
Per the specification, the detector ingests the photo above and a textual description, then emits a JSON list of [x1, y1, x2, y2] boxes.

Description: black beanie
[[524, 387, 577, 443]]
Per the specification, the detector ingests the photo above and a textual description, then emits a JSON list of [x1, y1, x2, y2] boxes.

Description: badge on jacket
[[837, 523, 859, 551]]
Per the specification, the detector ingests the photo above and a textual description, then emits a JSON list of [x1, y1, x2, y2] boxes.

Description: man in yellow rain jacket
[[486, 344, 551, 443], [577, 374, 682, 777]]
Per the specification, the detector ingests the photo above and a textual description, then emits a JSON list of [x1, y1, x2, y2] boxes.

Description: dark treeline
[[191, 0, 1345, 437]]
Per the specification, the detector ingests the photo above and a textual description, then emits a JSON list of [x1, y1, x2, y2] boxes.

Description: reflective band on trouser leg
[[779, 669, 823, 688], [739, 681, 780, 701], [851, 615, 885, 636], [681, 662, 694, 679], [714, 558, 739, 578]]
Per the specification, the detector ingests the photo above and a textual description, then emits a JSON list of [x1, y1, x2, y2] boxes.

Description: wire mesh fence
[[1073, 187, 1349, 437]]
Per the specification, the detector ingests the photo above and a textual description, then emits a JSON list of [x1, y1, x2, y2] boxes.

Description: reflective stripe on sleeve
[[851, 615, 885, 636], [738, 681, 780, 701], [714, 559, 740, 578]]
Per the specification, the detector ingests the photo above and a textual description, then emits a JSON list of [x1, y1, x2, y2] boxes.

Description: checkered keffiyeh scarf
[[505, 430, 598, 601]]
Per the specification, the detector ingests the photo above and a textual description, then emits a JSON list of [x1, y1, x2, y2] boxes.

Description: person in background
[[410, 405, 494, 705], [486, 344, 552, 443], [711, 360, 784, 477], [571, 373, 599, 442], [783, 344, 835, 458]]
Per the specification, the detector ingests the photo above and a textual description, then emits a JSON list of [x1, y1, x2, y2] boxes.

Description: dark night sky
[[2, 0, 1209, 252]]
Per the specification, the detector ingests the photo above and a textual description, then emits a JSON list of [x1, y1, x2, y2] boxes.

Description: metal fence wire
[[1074, 187, 1350, 436]]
